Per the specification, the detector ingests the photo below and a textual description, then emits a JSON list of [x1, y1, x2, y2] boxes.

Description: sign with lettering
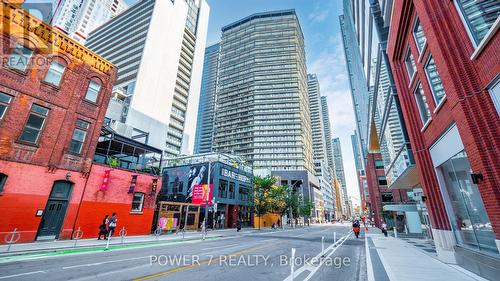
[[221, 168, 251, 183], [192, 184, 213, 206]]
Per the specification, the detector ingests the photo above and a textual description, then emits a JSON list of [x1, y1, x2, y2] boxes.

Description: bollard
[[4, 228, 21, 252], [105, 230, 112, 250], [394, 227, 398, 238], [119, 227, 127, 245], [201, 223, 206, 241], [72, 227, 83, 248], [154, 228, 162, 241], [405, 225, 408, 234], [291, 248, 296, 281]]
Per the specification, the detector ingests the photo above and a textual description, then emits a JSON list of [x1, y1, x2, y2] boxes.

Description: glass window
[[85, 80, 101, 103], [488, 77, 500, 116], [413, 17, 427, 53], [414, 83, 432, 125], [69, 119, 90, 154], [218, 180, 228, 198], [0, 92, 13, 120], [405, 49, 417, 81], [455, 0, 500, 45], [8, 44, 33, 72], [0, 173, 7, 193], [425, 56, 446, 105], [229, 182, 235, 199], [131, 192, 145, 212], [44, 61, 65, 86], [374, 159, 384, 169], [20, 104, 49, 144], [438, 150, 497, 253], [381, 192, 393, 203], [377, 176, 388, 186]]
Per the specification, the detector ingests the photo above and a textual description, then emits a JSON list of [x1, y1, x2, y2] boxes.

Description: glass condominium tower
[[214, 10, 314, 173], [194, 43, 220, 154]]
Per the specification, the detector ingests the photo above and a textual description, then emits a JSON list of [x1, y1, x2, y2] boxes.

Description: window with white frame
[[405, 49, 417, 81], [69, 119, 90, 154], [413, 17, 427, 53], [488, 76, 500, 116], [455, 0, 500, 46], [8, 44, 33, 72], [84, 80, 101, 103], [0, 92, 13, 120], [425, 55, 446, 106], [44, 61, 65, 87], [131, 192, 145, 212], [414, 82, 431, 125]]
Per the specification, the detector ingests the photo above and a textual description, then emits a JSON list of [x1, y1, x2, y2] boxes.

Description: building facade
[[0, 1, 116, 242], [161, 153, 253, 229], [194, 43, 219, 154], [87, 0, 210, 157], [340, 0, 422, 230], [388, 0, 500, 278], [332, 137, 350, 218], [48, 0, 128, 43], [213, 10, 319, 209]]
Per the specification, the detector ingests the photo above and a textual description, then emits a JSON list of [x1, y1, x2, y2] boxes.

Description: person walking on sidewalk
[[108, 213, 118, 237], [381, 221, 388, 237], [353, 219, 361, 238], [98, 214, 109, 240]]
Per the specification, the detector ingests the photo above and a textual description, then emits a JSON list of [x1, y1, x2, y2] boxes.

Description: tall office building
[[48, 0, 128, 43], [332, 137, 350, 217], [214, 10, 318, 205], [194, 43, 219, 154], [87, 0, 209, 156], [307, 74, 334, 221], [321, 96, 335, 170]]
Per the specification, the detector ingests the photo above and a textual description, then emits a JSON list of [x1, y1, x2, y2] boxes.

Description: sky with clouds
[[125, 0, 360, 205]]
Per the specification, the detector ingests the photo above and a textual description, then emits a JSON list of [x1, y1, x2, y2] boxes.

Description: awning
[[383, 204, 418, 212], [388, 165, 420, 190]]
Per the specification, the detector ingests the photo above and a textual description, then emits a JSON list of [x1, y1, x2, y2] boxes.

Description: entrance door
[[37, 181, 72, 240]]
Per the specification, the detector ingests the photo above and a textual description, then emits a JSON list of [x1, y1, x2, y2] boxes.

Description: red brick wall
[[387, 0, 500, 236], [0, 161, 88, 243], [74, 164, 161, 238]]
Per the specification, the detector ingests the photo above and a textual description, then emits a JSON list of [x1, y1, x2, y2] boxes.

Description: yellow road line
[[134, 242, 279, 281]]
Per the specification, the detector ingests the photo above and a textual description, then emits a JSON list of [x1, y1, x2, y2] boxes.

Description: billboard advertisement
[[192, 184, 213, 206], [161, 163, 214, 203]]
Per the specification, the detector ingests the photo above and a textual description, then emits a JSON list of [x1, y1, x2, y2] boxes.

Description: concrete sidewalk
[[366, 231, 488, 281]]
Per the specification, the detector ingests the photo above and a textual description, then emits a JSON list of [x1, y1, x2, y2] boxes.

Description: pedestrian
[[98, 214, 109, 240], [277, 218, 281, 228], [381, 221, 388, 237], [353, 220, 361, 238], [236, 219, 242, 232], [108, 212, 117, 237]]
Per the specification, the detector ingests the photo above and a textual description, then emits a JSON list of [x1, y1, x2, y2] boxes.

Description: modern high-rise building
[[194, 43, 219, 154], [214, 10, 319, 205], [321, 96, 335, 170], [86, 0, 210, 156], [340, 0, 421, 229], [48, 0, 128, 43], [307, 74, 335, 221], [332, 137, 350, 217]]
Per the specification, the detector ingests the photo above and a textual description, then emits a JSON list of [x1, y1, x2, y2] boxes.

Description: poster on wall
[[192, 184, 213, 206], [161, 163, 214, 203]]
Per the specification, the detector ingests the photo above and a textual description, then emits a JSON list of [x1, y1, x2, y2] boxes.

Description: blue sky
[[126, 0, 360, 204]]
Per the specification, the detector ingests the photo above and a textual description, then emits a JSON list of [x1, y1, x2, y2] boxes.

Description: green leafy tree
[[299, 200, 314, 226], [253, 175, 274, 230]]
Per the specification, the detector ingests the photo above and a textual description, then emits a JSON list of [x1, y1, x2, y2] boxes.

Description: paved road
[[0, 225, 366, 281]]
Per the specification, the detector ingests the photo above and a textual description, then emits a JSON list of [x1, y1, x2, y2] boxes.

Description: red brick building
[[388, 0, 500, 278], [0, 2, 118, 242]]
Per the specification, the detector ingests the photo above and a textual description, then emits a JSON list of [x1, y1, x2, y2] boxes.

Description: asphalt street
[[0, 224, 367, 281]]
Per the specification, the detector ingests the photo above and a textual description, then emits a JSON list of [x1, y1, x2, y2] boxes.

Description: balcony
[[386, 145, 420, 189], [93, 126, 163, 175]]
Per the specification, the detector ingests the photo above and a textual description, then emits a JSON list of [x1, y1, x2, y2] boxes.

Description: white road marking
[[0, 270, 46, 279], [62, 256, 151, 269], [365, 235, 375, 281]]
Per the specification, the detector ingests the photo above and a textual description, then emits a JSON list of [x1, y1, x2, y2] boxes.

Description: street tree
[[299, 200, 314, 226], [253, 175, 274, 230]]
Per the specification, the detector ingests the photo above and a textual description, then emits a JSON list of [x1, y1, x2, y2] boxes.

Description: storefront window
[[439, 151, 497, 253]]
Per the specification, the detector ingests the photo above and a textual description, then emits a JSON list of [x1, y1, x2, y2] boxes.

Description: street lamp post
[[204, 161, 211, 239]]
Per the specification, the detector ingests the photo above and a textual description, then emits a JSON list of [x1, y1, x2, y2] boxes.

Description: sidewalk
[[0, 227, 271, 255], [366, 230, 487, 281]]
